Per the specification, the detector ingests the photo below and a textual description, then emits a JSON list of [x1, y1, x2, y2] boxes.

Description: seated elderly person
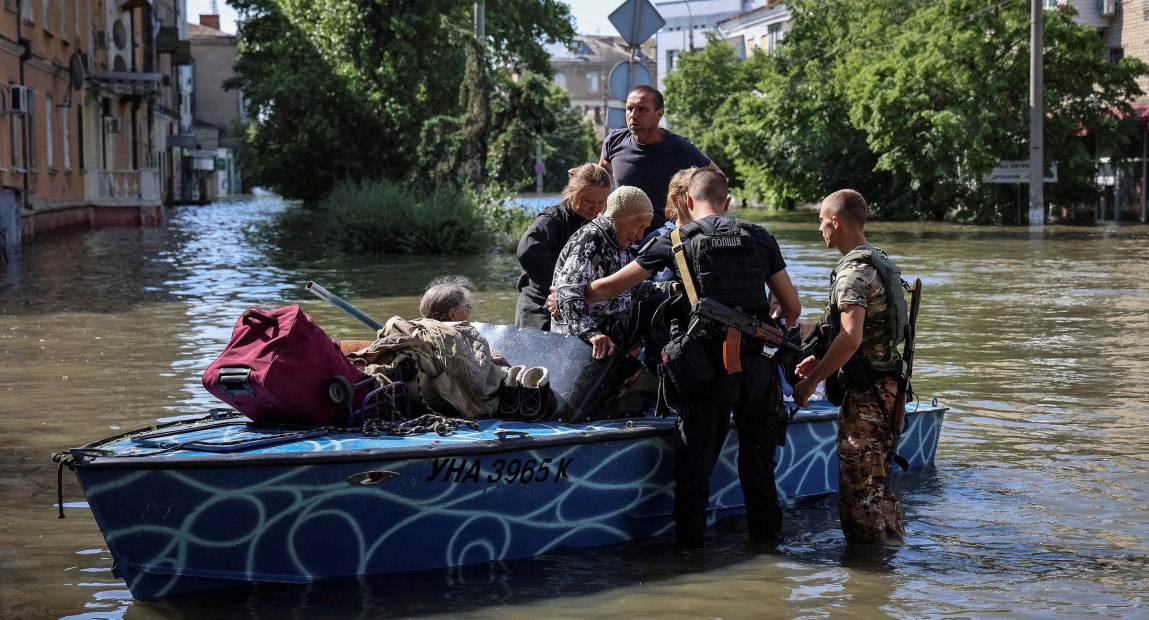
[[419, 275, 509, 406], [551, 186, 671, 359]]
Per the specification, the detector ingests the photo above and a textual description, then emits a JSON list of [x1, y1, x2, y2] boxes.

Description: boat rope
[[362, 413, 479, 438], [51, 451, 75, 519]]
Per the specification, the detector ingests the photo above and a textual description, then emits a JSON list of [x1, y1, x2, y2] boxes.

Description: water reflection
[[2, 198, 1148, 618]]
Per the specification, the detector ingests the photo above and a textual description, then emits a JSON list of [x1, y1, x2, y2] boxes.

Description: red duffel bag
[[202, 305, 370, 426]]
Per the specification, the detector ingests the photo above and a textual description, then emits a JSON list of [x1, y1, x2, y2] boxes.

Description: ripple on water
[[2, 199, 1148, 617]]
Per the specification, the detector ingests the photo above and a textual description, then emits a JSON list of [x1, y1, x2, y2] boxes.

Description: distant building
[[715, 2, 790, 59], [653, 0, 766, 91], [186, 14, 244, 202], [1055, 0, 1149, 221], [547, 35, 656, 141]]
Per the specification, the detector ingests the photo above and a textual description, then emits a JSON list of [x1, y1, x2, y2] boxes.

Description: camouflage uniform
[[831, 244, 906, 542]]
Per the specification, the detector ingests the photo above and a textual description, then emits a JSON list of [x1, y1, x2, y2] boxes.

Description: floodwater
[[2, 197, 1148, 619]]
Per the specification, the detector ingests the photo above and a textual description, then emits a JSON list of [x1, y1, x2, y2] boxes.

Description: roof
[[188, 22, 236, 39], [547, 35, 652, 64]]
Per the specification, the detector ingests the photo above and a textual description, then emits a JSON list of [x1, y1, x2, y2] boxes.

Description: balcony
[[89, 169, 162, 206]]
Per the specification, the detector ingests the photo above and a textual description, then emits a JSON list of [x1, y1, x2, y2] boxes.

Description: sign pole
[[1029, 0, 1044, 228]]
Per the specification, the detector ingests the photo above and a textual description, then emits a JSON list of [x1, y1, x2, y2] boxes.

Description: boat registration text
[[427, 457, 574, 484]]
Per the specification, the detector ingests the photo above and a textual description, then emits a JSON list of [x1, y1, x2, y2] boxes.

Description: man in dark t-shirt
[[599, 85, 719, 236]]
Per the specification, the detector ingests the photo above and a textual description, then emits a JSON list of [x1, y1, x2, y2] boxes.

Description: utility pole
[[474, 3, 485, 39], [1029, 0, 1044, 228]]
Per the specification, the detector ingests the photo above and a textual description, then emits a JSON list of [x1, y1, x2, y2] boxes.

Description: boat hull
[[69, 401, 945, 599]]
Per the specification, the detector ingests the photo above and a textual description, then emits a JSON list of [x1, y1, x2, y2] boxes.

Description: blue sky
[[186, 1, 629, 37]]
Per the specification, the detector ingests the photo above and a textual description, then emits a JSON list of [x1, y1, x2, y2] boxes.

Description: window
[[45, 96, 54, 168], [26, 90, 36, 168], [42, 0, 50, 34], [62, 105, 70, 169], [10, 95, 22, 169], [0, 91, 5, 170], [587, 72, 599, 93], [59, 0, 65, 38], [22, 0, 33, 23], [667, 49, 678, 74], [555, 72, 567, 90], [1109, 47, 1125, 64], [74, 0, 79, 37], [767, 23, 785, 53]]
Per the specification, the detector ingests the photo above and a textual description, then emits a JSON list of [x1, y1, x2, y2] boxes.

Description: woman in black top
[[514, 163, 611, 330]]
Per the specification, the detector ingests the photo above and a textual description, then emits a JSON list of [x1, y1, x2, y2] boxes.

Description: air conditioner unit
[[106, 117, 123, 133], [8, 85, 29, 114], [95, 30, 108, 49], [1098, 0, 1116, 16]]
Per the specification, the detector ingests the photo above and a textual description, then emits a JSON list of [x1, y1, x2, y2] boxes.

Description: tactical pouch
[[658, 333, 714, 395], [840, 356, 873, 390]]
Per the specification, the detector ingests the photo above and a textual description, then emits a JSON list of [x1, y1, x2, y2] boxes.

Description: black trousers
[[664, 343, 784, 547]]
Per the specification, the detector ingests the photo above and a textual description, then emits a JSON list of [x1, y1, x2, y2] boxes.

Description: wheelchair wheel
[[326, 375, 354, 407]]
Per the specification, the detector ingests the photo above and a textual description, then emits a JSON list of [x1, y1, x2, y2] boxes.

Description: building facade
[[715, 1, 789, 59], [653, 0, 764, 91], [1, 0, 191, 260], [186, 14, 243, 202], [548, 34, 656, 140]]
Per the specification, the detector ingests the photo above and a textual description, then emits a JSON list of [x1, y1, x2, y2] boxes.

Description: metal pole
[[1142, 130, 1147, 222], [535, 140, 543, 195], [474, 2, 485, 39], [306, 282, 385, 333], [684, 1, 694, 53], [1028, 0, 1044, 228]]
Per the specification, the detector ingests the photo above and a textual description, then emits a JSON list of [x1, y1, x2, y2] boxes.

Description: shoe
[[518, 366, 552, 422], [498, 366, 525, 419]]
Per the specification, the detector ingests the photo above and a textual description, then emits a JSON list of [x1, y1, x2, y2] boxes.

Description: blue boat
[[60, 323, 946, 600]]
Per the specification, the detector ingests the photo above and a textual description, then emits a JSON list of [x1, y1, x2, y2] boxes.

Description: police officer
[[792, 189, 909, 544], [584, 169, 800, 548]]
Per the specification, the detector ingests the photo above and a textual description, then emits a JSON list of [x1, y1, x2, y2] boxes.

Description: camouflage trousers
[[839, 375, 906, 543]]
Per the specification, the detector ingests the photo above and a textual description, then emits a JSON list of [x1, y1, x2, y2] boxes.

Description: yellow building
[[1, 0, 188, 260]]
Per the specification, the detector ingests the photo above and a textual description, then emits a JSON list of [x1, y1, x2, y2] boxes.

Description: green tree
[[663, 33, 768, 192], [665, 0, 1148, 220], [228, 0, 574, 203]]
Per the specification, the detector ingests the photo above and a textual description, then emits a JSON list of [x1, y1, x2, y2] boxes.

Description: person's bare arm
[[766, 269, 801, 328], [598, 153, 614, 179], [707, 160, 723, 176], [792, 304, 864, 407], [585, 261, 651, 304]]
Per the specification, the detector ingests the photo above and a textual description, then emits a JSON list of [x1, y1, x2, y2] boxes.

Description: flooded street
[[2, 197, 1148, 618]]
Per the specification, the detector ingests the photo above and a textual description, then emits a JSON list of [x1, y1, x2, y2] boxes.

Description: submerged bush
[[311, 179, 494, 255]]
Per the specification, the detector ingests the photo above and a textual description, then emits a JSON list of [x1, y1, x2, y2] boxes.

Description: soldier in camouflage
[[792, 189, 908, 544]]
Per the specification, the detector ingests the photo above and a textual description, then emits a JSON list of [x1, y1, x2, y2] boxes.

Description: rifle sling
[[670, 227, 699, 305]]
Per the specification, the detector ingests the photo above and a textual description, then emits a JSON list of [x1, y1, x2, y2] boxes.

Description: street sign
[[982, 160, 1058, 183], [608, 0, 665, 46], [608, 60, 653, 102], [606, 107, 626, 131]]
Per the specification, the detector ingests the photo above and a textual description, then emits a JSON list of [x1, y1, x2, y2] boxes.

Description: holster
[[658, 332, 715, 395]]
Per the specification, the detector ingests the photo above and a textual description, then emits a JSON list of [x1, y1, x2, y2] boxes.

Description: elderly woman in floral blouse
[[551, 186, 671, 359]]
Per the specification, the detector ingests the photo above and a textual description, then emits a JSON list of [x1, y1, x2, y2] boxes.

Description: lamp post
[[1028, 0, 1044, 228], [683, 0, 694, 53]]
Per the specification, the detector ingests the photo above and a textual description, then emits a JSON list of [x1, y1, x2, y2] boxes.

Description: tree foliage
[[662, 1, 1148, 221], [228, 0, 575, 203]]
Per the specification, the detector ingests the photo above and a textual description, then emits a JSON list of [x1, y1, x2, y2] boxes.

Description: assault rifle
[[691, 297, 801, 374]]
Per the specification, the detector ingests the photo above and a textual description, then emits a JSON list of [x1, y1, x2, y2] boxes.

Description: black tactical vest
[[679, 217, 773, 319]]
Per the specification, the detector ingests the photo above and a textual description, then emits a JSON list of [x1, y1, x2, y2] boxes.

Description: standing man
[[792, 189, 909, 544], [583, 169, 801, 548], [599, 85, 720, 237]]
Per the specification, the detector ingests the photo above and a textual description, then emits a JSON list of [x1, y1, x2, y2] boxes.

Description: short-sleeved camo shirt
[[830, 244, 897, 363]]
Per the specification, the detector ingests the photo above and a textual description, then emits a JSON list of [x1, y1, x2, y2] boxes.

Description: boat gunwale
[[67, 404, 946, 472]]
